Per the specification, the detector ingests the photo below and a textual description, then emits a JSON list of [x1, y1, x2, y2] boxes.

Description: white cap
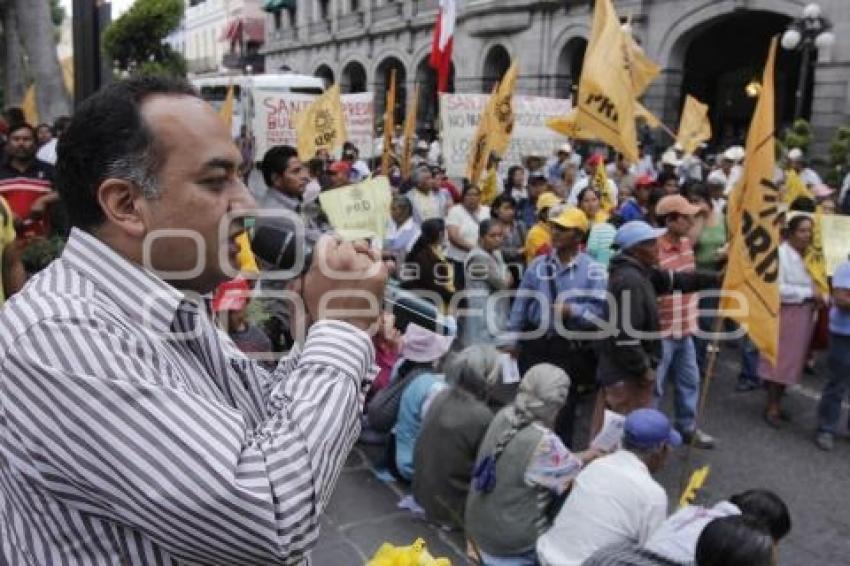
[[661, 150, 682, 167], [416, 140, 429, 151], [707, 170, 727, 186], [787, 147, 804, 161], [558, 143, 573, 154], [723, 146, 745, 163]]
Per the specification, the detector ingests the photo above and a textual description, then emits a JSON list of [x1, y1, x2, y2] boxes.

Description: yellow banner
[[546, 108, 593, 140], [574, 0, 639, 162], [821, 213, 850, 276], [22, 85, 38, 126], [294, 83, 347, 161], [318, 176, 393, 241], [621, 28, 660, 98], [381, 70, 397, 177], [635, 101, 662, 129], [466, 61, 518, 185], [401, 84, 420, 180], [676, 95, 712, 156], [720, 38, 780, 365], [218, 84, 234, 131], [593, 161, 615, 212]]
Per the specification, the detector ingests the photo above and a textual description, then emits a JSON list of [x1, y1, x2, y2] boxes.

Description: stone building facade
[[261, 0, 850, 156]]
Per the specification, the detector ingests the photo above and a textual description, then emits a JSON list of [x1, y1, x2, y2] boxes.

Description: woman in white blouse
[[446, 184, 490, 290], [758, 214, 826, 427]]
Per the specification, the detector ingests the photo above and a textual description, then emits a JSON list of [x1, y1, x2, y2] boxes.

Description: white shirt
[[36, 138, 58, 165], [536, 450, 668, 566], [445, 204, 490, 262], [643, 501, 740, 562], [779, 240, 814, 304], [567, 176, 619, 207], [798, 167, 822, 188]]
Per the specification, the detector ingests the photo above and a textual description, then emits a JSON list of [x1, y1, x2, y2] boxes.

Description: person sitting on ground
[[695, 515, 776, 566], [465, 364, 602, 566], [413, 345, 502, 529], [537, 408, 676, 566], [400, 218, 455, 309]]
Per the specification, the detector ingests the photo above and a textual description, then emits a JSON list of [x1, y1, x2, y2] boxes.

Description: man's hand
[[299, 236, 388, 332]]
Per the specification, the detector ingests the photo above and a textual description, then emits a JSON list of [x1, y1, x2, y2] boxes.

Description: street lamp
[[781, 3, 835, 120]]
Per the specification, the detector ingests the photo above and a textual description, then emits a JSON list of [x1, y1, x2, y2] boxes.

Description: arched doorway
[[677, 11, 803, 147], [340, 61, 367, 93], [314, 64, 334, 88], [415, 56, 455, 136], [482, 45, 511, 92], [555, 37, 587, 100], [375, 57, 407, 129]]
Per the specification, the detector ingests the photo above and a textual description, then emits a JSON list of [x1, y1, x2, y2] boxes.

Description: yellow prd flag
[[547, 108, 591, 140], [620, 26, 660, 98], [719, 38, 781, 365], [573, 0, 639, 163], [22, 85, 38, 126], [294, 83, 347, 161], [783, 169, 814, 204], [676, 95, 712, 156], [218, 84, 234, 132], [679, 466, 710, 508], [466, 61, 519, 185], [401, 84, 420, 180], [381, 69, 397, 177], [805, 209, 829, 296]]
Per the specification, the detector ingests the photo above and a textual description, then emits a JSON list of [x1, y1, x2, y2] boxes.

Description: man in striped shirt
[[654, 195, 715, 449], [0, 76, 387, 564]]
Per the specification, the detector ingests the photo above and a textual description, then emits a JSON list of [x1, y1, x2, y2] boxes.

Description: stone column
[[810, 62, 850, 159]]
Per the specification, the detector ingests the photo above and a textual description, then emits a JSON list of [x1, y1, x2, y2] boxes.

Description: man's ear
[[97, 179, 147, 238]]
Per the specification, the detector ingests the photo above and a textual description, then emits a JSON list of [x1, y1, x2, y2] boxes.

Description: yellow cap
[[549, 207, 589, 232], [536, 191, 562, 212]]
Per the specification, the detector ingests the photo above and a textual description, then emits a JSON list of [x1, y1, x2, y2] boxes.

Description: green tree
[[825, 126, 850, 187], [102, 0, 186, 77]]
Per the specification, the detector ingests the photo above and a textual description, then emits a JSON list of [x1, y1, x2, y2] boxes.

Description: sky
[[59, 0, 136, 19]]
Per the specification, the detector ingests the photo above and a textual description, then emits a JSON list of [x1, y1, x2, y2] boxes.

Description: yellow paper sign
[[821, 214, 850, 276], [318, 176, 393, 241]]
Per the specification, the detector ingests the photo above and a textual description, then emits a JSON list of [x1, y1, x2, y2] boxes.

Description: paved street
[[315, 342, 850, 565]]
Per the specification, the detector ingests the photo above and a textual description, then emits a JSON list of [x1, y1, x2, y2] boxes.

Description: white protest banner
[[252, 89, 374, 160], [440, 94, 572, 179], [821, 214, 850, 276]]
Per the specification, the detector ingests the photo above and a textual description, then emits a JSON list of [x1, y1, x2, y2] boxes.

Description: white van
[[191, 73, 325, 138]]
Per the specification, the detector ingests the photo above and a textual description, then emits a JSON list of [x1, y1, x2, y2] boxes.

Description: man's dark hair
[[789, 195, 816, 213], [37, 123, 53, 134], [8, 122, 35, 138], [490, 193, 517, 217], [479, 218, 496, 239], [729, 488, 791, 541], [261, 145, 299, 187], [695, 515, 774, 566], [52, 116, 72, 138], [56, 75, 197, 230]]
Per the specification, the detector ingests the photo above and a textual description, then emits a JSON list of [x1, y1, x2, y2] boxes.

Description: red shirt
[[657, 234, 699, 337]]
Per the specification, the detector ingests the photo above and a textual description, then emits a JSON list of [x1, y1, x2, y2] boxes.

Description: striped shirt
[[657, 235, 698, 337], [0, 228, 377, 565]]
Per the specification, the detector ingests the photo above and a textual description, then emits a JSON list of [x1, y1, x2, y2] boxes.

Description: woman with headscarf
[[465, 364, 601, 565], [759, 213, 827, 427], [401, 218, 455, 310], [413, 346, 502, 529]]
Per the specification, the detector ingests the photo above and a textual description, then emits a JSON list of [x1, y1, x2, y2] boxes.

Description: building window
[[319, 0, 329, 20], [286, 7, 296, 27], [274, 10, 282, 30], [350, 0, 359, 11]]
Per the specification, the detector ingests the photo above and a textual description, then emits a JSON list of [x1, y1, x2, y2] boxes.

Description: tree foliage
[[102, 0, 186, 77], [825, 126, 850, 187]]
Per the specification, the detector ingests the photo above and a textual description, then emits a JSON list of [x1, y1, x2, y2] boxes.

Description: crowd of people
[[0, 75, 848, 564]]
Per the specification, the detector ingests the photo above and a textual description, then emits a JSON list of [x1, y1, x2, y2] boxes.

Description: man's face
[[329, 168, 348, 188], [7, 128, 36, 162], [550, 224, 582, 252], [390, 201, 409, 225], [630, 239, 659, 267], [417, 171, 433, 192], [139, 94, 256, 294], [481, 223, 504, 252], [36, 125, 52, 146], [274, 156, 309, 197], [666, 213, 693, 238]]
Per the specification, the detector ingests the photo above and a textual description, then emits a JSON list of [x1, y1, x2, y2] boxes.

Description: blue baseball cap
[[624, 408, 682, 449], [614, 221, 667, 250]]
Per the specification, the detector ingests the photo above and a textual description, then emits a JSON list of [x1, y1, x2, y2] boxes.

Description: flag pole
[[677, 311, 724, 496]]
